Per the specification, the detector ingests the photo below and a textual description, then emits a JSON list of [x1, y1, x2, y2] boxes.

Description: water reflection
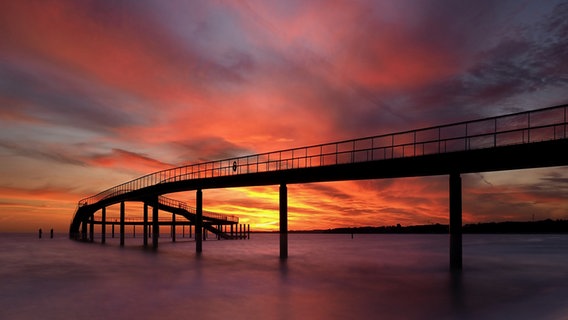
[[279, 259, 289, 280], [1, 234, 568, 319], [449, 270, 465, 317]]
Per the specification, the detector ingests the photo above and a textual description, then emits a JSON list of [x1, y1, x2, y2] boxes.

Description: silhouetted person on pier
[[38, 228, 42, 239], [50, 228, 54, 239]]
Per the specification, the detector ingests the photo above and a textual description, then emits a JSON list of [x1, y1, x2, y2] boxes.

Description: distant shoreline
[[3, 219, 566, 235], [253, 219, 568, 234]]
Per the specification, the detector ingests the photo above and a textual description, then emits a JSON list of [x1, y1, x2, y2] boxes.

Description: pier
[[73, 195, 249, 250], [71, 104, 568, 270], [85, 216, 250, 243]]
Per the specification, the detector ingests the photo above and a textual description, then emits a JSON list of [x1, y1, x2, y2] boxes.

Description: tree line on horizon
[[278, 219, 568, 234]]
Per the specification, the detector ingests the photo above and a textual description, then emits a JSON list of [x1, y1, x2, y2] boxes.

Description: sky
[[1, 0, 567, 233]]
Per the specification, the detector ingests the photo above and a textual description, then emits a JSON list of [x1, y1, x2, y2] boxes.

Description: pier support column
[[81, 220, 87, 241], [152, 201, 159, 250], [101, 207, 106, 244], [120, 202, 125, 247], [143, 203, 148, 247], [172, 213, 176, 242], [450, 173, 463, 270], [280, 183, 288, 259], [196, 189, 203, 254], [89, 215, 94, 242]]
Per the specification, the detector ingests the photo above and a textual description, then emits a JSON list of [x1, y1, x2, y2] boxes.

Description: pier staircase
[[156, 196, 239, 239]]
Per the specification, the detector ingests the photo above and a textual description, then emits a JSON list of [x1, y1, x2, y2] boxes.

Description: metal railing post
[[371, 138, 374, 161], [464, 123, 468, 151], [494, 118, 497, 147], [564, 107, 566, 139], [391, 135, 394, 159], [528, 112, 531, 143], [438, 127, 441, 154], [352, 140, 355, 163], [414, 131, 417, 156]]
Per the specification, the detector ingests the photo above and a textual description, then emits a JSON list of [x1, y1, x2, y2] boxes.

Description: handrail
[[157, 196, 239, 223], [78, 104, 568, 207]]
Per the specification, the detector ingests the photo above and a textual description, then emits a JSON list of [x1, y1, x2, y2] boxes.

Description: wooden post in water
[[247, 224, 250, 240], [120, 202, 125, 247], [101, 207, 106, 244], [196, 189, 203, 254], [280, 183, 288, 259], [449, 173, 463, 270]]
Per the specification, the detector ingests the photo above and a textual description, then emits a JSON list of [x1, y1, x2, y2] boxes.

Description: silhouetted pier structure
[[86, 216, 250, 243], [70, 104, 568, 270], [72, 195, 246, 250]]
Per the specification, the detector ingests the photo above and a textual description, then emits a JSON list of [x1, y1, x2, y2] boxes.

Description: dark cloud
[[462, 167, 568, 222], [297, 184, 353, 201], [405, 2, 568, 121], [464, 192, 535, 220], [0, 140, 85, 166], [0, 61, 144, 133], [533, 170, 568, 195]]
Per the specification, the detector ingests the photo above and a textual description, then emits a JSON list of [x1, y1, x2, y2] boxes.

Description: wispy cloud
[[0, 140, 85, 166], [85, 148, 173, 173]]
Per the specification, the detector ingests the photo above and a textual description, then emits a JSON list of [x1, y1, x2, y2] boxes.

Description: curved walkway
[[70, 104, 568, 268]]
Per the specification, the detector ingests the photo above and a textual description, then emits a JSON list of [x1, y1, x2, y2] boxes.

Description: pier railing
[[157, 196, 238, 223], [79, 104, 567, 207]]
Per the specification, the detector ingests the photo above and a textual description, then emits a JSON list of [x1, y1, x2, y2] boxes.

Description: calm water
[[1, 233, 568, 319]]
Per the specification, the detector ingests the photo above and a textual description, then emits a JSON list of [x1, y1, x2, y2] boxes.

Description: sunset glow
[[1, 1, 567, 232]]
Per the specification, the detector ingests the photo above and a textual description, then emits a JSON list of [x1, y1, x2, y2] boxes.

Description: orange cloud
[[189, 177, 452, 231], [0, 185, 82, 232], [86, 149, 172, 174]]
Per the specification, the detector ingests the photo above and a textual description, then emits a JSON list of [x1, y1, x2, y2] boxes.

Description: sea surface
[[1, 233, 568, 319]]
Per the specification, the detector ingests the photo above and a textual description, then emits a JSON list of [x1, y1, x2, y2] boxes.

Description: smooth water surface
[[1, 233, 568, 319]]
